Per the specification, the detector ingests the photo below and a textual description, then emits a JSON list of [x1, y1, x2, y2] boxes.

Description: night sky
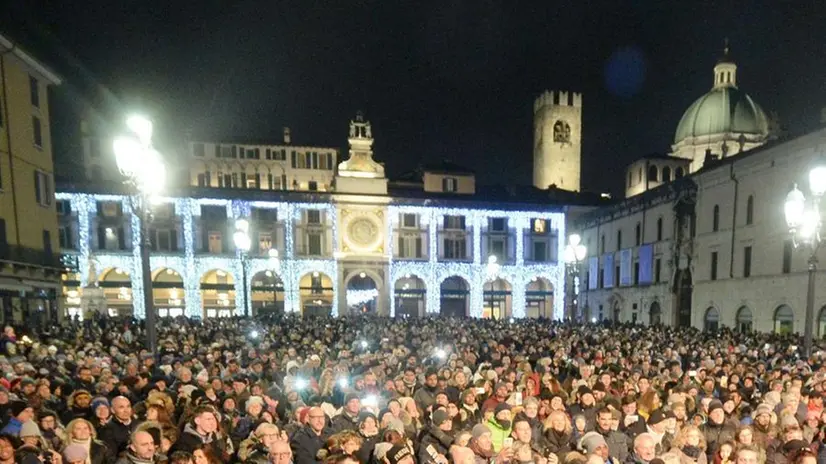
[[6, 1, 826, 194]]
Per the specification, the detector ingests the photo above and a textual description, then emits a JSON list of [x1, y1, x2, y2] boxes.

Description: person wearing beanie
[[417, 408, 453, 464], [63, 444, 89, 464], [18, 421, 43, 450], [751, 403, 777, 449], [37, 410, 64, 451], [0, 400, 33, 436], [330, 393, 361, 434], [485, 402, 513, 452], [701, 401, 735, 462], [90, 396, 111, 431], [355, 411, 380, 464], [579, 431, 612, 460]]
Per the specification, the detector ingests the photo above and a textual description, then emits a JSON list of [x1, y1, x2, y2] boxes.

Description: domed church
[[625, 44, 773, 198]]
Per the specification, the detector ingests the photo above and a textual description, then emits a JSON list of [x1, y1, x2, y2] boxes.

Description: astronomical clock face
[[342, 210, 383, 253]]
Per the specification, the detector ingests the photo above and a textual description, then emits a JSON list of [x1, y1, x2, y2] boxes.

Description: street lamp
[[486, 255, 500, 319], [113, 114, 165, 354], [233, 218, 252, 317], [268, 248, 281, 311], [785, 163, 826, 358], [564, 234, 587, 322]]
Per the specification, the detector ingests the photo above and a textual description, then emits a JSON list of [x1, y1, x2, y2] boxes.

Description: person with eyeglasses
[[291, 407, 330, 464]]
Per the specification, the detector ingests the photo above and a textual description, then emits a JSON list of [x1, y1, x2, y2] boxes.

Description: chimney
[[283, 127, 291, 144]]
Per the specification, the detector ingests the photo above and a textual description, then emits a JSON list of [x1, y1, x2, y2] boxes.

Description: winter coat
[[417, 426, 453, 463], [330, 411, 359, 434], [485, 417, 512, 453], [99, 418, 136, 457], [701, 421, 735, 461], [290, 425, 331, 464], [544, 428, 575, 459], [673, 446, 709, 464], [172, 422, 234, 462], [414, 386, 439, 413], [595, 425, 630, 462]]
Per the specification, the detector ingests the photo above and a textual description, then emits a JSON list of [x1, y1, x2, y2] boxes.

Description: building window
[[207, 232, 223, 253], [401, 214, 418, 229], [30, 75, 39, 108], [710, 251, 718, 281], [712, 205, 720, 232], [489, 218, 506, 232], [307, 233, 322, 255], [442, 177, 457, 192], [32, 116, 42, 147], [56, 200, 71, 215], [58, 225, 73, 250], [635, 222, 641, 246], [306, 210, 321, 225], [647, 165, 658, 182], [489, 238, 506, 261], [532, 219, 547, 235], [662, 166, 671, 182], [783, 240, 793, 274], [533, 241, 547, 262], [444, 215, 465, 230], [43, 230, 52, 255], [627, 171, 632, 188], [600, 234, 605, 254], [746, 195, 754, 225], [193, 143, 205, 157], [247, 175, 259, 189], [444, 237, 467, 260], [633, 261, 640, 284], [616, 230, 622, 250], [743, 246, 752, 278], [308, 181, 318, 191], [34, 171, 51, 207], [398, 235, 423, 259], [655, 258, 661, 283], [676, 167, 684, 178], [656, 217, 663, 241]]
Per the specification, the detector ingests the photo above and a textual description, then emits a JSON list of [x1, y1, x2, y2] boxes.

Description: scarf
[[682, 446, 702, 460], [70, 437, 92, 464]]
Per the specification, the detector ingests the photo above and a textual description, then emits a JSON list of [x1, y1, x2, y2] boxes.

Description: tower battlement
[[534, 90, 583, 112]]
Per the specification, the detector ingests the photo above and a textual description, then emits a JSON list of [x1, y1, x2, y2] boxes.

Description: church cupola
[[713, 40, 737, 89]]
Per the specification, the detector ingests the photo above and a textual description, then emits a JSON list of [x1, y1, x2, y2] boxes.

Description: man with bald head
[[628, 433, 656, 464], [291, 406, 330, 464], [101, 396, 136, 456], [115, 430, 157, 464]]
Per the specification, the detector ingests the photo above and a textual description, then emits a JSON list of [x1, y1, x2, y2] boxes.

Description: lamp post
[[113, 115, 166, 354], [564, 234, 587, 322], [486, 255, 500, 319], [784, 163, 826, 358], [268, 248, 281, 311], [233, 218, 252, 317]]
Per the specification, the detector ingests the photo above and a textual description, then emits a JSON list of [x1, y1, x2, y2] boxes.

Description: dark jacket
[[355, 434, 380, 464], [290, 425, 331, 464], [330, 411, 359, 434], [417, 426, 453, 464], [595, 425, 630, 462], [544, 428, 575, 459], [172, 423, 233, 462], [701, 420, 735, 461], [90, 440, 116, 464], [99, 418, 136, 457]]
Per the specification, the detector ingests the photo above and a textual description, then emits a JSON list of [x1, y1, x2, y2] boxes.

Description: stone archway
[[394, 275, 426, 317], [704, 307, 720, 332], [152, 267, 184, 318], [200, 269, 235, 318], [440, 276, 469, 318]]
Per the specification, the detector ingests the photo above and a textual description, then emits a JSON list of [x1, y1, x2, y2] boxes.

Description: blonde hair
[[543, 410, 572, 434], [65, 418, 97, 440], [671, 424, 707, 451]]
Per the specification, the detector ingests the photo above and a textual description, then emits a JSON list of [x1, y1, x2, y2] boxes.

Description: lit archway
[[153, 268, 184, 318], [346, 273, 378, 315], [62, 272, 83, 320], [649, 301, 662, 326], [704, 307, 720, 332], [483, 278, 512, 319], [299, 272, 333, 317], [251, 270, 284, 316], [394, 275, 426, 317], [200, 269, 235, 318], [98, 267, 132, 317], [526, 277, 553, 319], [774, 305, 794, 334], [440, 276, 469, 318], [819, 306, 826, 338], [736, 306, 753, 333]]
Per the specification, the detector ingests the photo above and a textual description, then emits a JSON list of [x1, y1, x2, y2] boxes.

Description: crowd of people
[[0, 314, 822, 464]]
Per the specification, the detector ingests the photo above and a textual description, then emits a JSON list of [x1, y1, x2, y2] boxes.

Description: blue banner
[[619, 249, 633, 286], [589, 256, 599, 290], [638, 244, 653, 284], [603, 254, 614, 288]]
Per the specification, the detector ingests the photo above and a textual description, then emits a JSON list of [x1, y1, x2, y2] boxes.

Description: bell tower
[[533, 90, 582, 191]]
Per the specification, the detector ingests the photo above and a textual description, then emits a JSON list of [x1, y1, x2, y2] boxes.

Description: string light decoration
[[59, 192, 562, 320]]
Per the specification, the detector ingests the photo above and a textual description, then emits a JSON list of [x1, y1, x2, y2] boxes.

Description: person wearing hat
[[468, 423, 510, 464], [90, 396, 112, 431], [644, 409, 674, 455], [0, 400, 33, 436], [750, 403, 777, 449], [570, 387, 598, 428], [62, 390, 92, 425], [481, 382, 510, 413], [330, 393, 361, 434], [700, 401, 735, 462], [486, 403, 514, 452], [355, 411, 380, 464], [37, 410, 64, 451], [63, 443, 89, 464], [579, 431, 616, 463], [460, 388, 482, 427], [417, 408, 453, 464]]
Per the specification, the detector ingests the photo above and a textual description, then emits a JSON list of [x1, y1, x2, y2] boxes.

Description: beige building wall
[[423, 172, 475, 194], [533, 90, 582, 191]]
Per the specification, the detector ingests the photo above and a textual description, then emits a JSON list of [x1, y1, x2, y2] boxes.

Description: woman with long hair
[[670, 424, 708, 464], [192, 443, 222, 464], [638, 391, 661, 421], [543, 410, 574, 460], [62, 418, 112, 464]]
